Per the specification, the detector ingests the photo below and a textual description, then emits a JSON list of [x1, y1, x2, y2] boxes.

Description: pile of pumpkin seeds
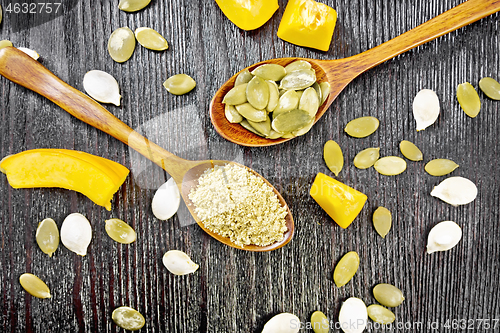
[[223, 60, 330, 139]]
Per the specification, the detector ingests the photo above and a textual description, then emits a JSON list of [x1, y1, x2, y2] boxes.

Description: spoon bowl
[[0, 47, 294, 252], [210, 0, 500, 147]]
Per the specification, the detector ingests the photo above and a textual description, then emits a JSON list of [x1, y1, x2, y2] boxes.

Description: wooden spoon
[[0, 47, 294, 252], [210, 0, 500, 147]]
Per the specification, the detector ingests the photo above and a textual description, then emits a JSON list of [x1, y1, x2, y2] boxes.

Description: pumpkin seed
[[299, 87, 320, 117], [118, 0, 151, 12], [312, 82, 322, 104], [413, 89, 440, 131], [234, 69, 253, 86], [353, 147, 380, 169], [372, 207, 392, 238], [152, 178, 181, 220], [367, 305, 395, 324], [134, 27, 168, 51], [374, 156, 407, 176], [279, 68, 316, 90], [248, 117, 271, 137], [338, 298, 367, 333], [284, 60, 312, 73], [262, 313, 300, 333], [60, 213, 92, 256], [107, 27, 135, 63], [112, 306, 145, 331], [235, 103, 267, 122], [240, 119, 264, 136], [272, 109, 312, 133], [310, 311, 330, 333], [479, 77, 500, 100], [225, 104, 243, 123], [319, 82, 330, 105], [36, 218, 59, 257], [273, 90, 300, 119], [427, 221, 462, 254], [373, 284, 405, 307], [0, 40, 12, 49], [281, 132, 295, 139], [246, 76, 269, 110], [266, 130, 284, 139], [457, 82, 481, 118], [18, 47, 39, 60], [292, 117, 314, 136], [295, 89, 304, 101], [323, 140, 343, 176], [83, 70, 122, 106], [399, 140, 423, 161], [430, 176, 477, 206], [333, 251, 359, 287], [222, 83, 248, 105], [163, 74, 196, 95], [344, 116, 379, 138], [19, 273, 51, 299], [266, 80, 279, 112], [251, 64, 286, 81], [163, 250, 199, 275], [105, 219, 136, 244], [425, 158, 459, 176]]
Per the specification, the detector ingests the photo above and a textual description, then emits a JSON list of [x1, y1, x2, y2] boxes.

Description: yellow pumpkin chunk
[[310, 173, 367, 228], [0, 149, 129, 210], [215, 0, 278, 31]]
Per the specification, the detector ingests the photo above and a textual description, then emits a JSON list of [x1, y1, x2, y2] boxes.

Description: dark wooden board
[[0, 0, 499, 332]]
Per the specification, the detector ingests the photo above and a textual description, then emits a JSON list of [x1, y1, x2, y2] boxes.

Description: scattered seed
[[338, 297, 368, 333], [83, 70, 121, 106], [246, 76, 269, 110], [60, 213, 92, 256], [262, 313, 300, 333], [372, 207, 392, 238], [413, 89, 440, 131], [134, 27, 168, 51], [152, 178, 181, 220], [479, 77, 500, 100], [279, 68, 316, 90], [19, 273, 51, 299], [367, 305, 395, 324], [105, 218, 136, 244], [235, 103, 267, 122], [344, 116, 379, 138], [225, 104, 243, 123], [427, 221, 462, 254], [284, 60, 312, 73], [163, 250, 199, 275], [373, 283, 405, 307], [222, 83, 248, 105], [107, 27, 135, 63], [36, 218, 59, 257], [323, 140, 343, 176], [457, 82, 481, 118], [373, 156, 407, 176], [118, 0, 151, 12], [424, 159, 459, 176], [163, 74, 196, 95], [333, 251, 359, 287], [251, 64, 286, 81], [399, 140, 423, 161], [310, 311, 329, 333], [272, 109, 312, 133], [430, 176, 477, 206], [234, 69, 253, 86], [353, 147, 380, 169], [18, 47, 39, 60], [112, 306, 145, 331]]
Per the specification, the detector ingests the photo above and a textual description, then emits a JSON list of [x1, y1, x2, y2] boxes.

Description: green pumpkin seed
[[225, 104, 243, 123], [312, 82, 322, 104], [479, 77, 500, 100], [266, 81, 279, 112], [319, 82, 330, 105], [353, 147, 380, 169], [295, 89, 304, 101], [36, 218, 59, 257], [112, 306, 145, 331], [424, 159, 459, 176], [246, 76, 269, 110], [457, 82, 481, 118], [134, 27, 168, 51], [222, 83, 248, 105], [344, 116, 379, 138], [374, 156, 407, 176], [266, 129, 284, 139], [284, 60, 312, 73], [367, 305, 395, 324], [373, 283, 405, 307], [272, 109, 312, 133], [399, 140, 423, 161], [19, 273, 51, 299], [0, 40, 12, 49], [310, 311, 330, 333], [372, 207, 392, 238], [248, 117, 271, 137], [234, 69, 253, 86], [279, 68, 316, 90], [251, 64, 286, 81], [118, 0, 151, 12], [333, 251, 359, 287], [273, 90, 300, 119], [281, 132, 295, 139], [107, 27, 136, 63], [323, 140, 343, 176], [105, 219, 136, 244], [240, 119, 263, 136], [235, 103, 267, 122], [299, 87, 320, 117], [292, 117, 314, 136], [163, 74, 196, 95]]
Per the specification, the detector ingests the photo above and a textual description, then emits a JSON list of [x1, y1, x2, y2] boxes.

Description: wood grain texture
[[0, 0, 499, 332]]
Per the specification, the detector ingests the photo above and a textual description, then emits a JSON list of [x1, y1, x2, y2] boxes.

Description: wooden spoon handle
[[0, 47, 189, 181]]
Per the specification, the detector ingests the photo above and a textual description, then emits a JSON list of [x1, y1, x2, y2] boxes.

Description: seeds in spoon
[[235, 103, 267, 122], [279, 68, 316, 90], [319, 82, 330, 105], [457, 82, 481, 118], [163, 250, 199, 275], [272, 109, 312, 133], [266, 80, 280, 112], [251, 64, 286, 81], [163, 74, 196, 95], [151, 178, 181, 220], [262, 313, 300, 333], [426, 221, 462, 253], [273, 90, 300, 119], [240, 119, 264, 136], [373, 156, 407, 176], [36, 218, 59, 257], [105, 219, 136, 244], [60, 213, 92, 256], [225, 104, 243, 123], [248, 117, 271, 137], [112, 306, 145, 331], [353, 147, 380, 169], [338, 297, 368, 333], [222, 83, 248, 105], [292, 117, 315, 136], [234, 69, 253, 86], [424, 158, 459, 176], [284, 60, 312, 73], [134, 27, 168, 51], [430, 176, 477, 206], [399, 140, 423, 161], [108, 27, 135, 63], [299, 87, 320, 117], [367, 305, 395, 324], [413, 89, 440, 131], [479, 77, 500, 100], [373, 283, 405, 307], [372, 206, 392, 238], [118, 0, 151, 12], [344, 116, 379, 138], [323, 140, 343, 176], [333, 251, 359, 287], [246, 76, 269, 110], [19, 273, 51, 299], [310, 311, 329, 333], [83, 70, 121, 106], [0, 40, 13, 49]]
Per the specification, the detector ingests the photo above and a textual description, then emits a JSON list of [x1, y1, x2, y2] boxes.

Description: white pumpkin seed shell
[[427, 221, 462, 253], [430, 176, 477, 206], [18, 47, 40, 60], [60, 213, 92, 256], [262, 313, 300, 333], [152, 177, 181, 220], [162, 250, 199, 275], [338, 297, 367, 333], [413, 89, 440, 131], [83, 70, 121, 106]]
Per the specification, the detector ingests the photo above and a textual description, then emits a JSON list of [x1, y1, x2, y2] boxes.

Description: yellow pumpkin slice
[[214, 0, 278, 31], [0, 149, 129, 210]]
